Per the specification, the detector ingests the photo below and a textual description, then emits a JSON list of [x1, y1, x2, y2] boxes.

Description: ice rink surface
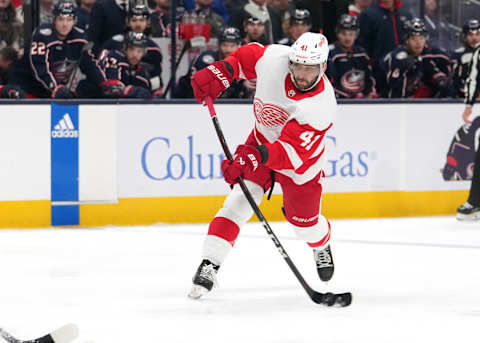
[[0, 216, 479, 343]]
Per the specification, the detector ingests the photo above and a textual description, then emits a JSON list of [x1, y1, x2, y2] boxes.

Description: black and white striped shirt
[[465, 43, 480, 106]]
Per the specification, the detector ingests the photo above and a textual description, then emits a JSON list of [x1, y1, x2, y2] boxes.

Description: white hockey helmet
[[289, 32, 329, 91]]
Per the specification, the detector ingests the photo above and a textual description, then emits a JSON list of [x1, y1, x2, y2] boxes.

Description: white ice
[[0, 216, 479, 343]]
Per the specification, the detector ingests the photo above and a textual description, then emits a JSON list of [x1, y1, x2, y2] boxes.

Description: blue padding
[[51, 205, 79, 226]]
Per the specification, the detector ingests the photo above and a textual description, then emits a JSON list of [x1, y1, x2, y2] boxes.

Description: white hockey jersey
[[224, 43, 337, 185]]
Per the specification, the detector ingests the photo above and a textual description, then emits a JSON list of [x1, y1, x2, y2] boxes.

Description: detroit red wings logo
[[253, 98, 291, 127]]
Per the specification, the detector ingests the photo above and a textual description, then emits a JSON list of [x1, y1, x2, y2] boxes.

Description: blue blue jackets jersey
[[326, 43, 376, 98], [11, 23, 100, 98], [100, 33, 163, 90], [380, 45, 451, 98]]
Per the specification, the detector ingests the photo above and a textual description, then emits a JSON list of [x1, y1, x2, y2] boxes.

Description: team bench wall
[[0, 101, 470, 228]]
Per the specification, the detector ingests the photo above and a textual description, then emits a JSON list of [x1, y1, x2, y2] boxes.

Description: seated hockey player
[[277, 8, 312, 47], [100, 4, 163, 95], [77, 31, 153, 99], [9, 0, 98, 98], [188, 32, 337, 299], [327, 14, 377, 99], [380, 18, 451, 98], [173, 26, 254, 99], [452, 19, 480, 98]]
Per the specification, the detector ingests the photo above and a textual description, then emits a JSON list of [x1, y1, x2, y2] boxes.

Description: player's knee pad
[[292, 215, 331, 246], [216, 180, 264, 226]]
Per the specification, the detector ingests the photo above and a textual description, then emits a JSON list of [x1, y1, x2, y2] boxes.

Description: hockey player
[[327, 14, 377, 99], [188, 32, 337, 299], [380, 18, 451, 98], [78, 31, 153, 98], [100, 4, 163, 94], [456, 20, 480, 220], [10, 0, 99, 98], [173, 27, 253, 99], [452, 20, 480, 98], [276, 9, 312, 47]]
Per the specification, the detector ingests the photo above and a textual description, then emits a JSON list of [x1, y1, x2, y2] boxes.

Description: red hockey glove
[[100, 79, 125, 97], [221, 145, 261, 185], [51, 85, 76, 99], [191, 61, 234, 103]]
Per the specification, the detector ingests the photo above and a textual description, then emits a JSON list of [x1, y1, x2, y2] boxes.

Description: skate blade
[[188, 284, 209, 300], [456, 212, 480, 221]]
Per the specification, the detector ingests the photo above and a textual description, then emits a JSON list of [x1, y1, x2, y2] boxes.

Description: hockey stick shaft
[[204, 97, 323, 301]]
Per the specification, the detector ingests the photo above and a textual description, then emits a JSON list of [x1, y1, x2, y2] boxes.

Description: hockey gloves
[[100, 79, 125, 97], [51, 85, 76, 99], [0, 84, 25, 99], [221, 144, 261, 185], [191, 61, 234, 103]]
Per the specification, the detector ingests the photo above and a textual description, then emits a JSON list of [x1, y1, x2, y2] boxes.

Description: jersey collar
[[284, 74, 325, 100]]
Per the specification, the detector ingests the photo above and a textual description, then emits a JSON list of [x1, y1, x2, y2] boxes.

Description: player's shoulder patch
[[73, 26, 85, 34], [396, 51, 408, 60], [39, 28, 53, 36], [455, 47, 466, 54], [112, 34, 125, 42]]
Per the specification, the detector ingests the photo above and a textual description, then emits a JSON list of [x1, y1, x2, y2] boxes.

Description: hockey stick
[[0, 324, 78, 343], [204, 97, 352, 307]]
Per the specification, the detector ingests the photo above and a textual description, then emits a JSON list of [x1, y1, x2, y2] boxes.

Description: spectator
[[39, 0, 54, 24], [189, 0, 225, 40], [183, 0, 229, 22], [100, 4, 163, 94], [229, 0, 283, 43], [88, 0, 133, 55], [327, 14, 377, 98], [358, 0, 412, 65], [277, 8, 311, 46], [452, 19, 480, 98], [380, 18, 451, 98], [10, 0, 99, 98], [267, 0, 290, 34], [423, 0, 457, 53], [295, 0, 350, 42], [150, 0, 170, 37], [174, 26, 253, 98], [76, 0, 96, 31], [348, 0, 373, 18], [79, 32, 153, 98], [0, 46, 24, 98], [0, 0, 23, 53], [242, 15, 268, 45]]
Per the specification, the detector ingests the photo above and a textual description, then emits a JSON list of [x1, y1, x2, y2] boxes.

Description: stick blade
[[38, 324, 79, 343], [310, 291, 353, 307]]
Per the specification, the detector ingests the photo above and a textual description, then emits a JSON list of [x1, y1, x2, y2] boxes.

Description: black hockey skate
[[313, 244, 334, 282], [457, 202, 480, 221], [188, 259, 219, 299]]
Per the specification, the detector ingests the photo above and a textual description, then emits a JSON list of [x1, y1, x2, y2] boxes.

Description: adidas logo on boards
[[51, 113, 79, 138]]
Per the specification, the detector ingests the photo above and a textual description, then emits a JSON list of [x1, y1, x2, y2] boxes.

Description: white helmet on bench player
[[289, 32, 329, 91]]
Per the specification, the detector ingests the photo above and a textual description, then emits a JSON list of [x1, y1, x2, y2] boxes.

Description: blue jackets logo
[[51, 113, 79, 138]]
